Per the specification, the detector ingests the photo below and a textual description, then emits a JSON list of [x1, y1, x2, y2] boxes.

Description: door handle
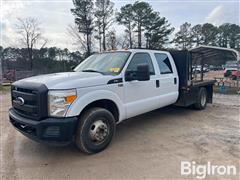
[[174, 77, 177, 84], [156, 80, 160, 88]]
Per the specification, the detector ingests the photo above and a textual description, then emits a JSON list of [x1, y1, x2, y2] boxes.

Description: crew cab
[[9, 49, 215, 154]]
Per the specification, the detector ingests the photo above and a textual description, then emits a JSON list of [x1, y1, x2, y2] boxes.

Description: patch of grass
[[0, 84, 11, 93], [213, 85, 239, 95]]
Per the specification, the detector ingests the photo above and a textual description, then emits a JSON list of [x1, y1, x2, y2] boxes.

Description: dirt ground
[[0, 92, 239, 180]]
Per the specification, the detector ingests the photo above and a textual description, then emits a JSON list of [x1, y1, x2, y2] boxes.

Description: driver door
[[123, 53, 159, 118]]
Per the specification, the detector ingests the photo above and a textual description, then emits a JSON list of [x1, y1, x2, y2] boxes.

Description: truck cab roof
[[116, 49, 169, 54]]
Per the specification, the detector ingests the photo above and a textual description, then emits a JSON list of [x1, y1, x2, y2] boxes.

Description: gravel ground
[[0, 92, 239, 180]]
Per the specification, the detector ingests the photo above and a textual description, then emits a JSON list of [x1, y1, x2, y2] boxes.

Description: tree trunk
[[102, 25, 106, 51], [129, 22, 132, 49], [129, 33, 132, 49], [98, 24, 102, 52], [138, 22, 142, 48], [86, 34, 91, 57], [28, 47, 33, 70], [99, 37, 102, 52], [0, 58, 3, 84], [196, 36, 199, 46]]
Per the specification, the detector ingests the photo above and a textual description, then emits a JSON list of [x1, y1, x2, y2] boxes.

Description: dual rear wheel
[[193, 87, 208, 110]]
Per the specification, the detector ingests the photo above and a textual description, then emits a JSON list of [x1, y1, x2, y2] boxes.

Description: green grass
[[0, 84, 11, 93], [213, 85, 239, 95]]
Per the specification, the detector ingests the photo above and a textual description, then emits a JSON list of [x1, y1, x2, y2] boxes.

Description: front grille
[[12, 88, 39, 117], [11, 82, 48, 120]]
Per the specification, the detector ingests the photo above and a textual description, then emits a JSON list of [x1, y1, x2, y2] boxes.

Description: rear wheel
[[194, 87, 207, 110], [75, 107, 116, 154]]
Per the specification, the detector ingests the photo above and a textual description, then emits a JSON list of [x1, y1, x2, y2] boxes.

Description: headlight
[[48, 89, 77, 117]]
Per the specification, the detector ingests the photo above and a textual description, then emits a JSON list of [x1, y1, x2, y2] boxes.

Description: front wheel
[[75, 107, 116, 154], [194, 87, 207, 110]]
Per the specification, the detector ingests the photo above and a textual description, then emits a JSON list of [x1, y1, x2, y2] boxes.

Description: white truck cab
[[9, 49, 215, 154]]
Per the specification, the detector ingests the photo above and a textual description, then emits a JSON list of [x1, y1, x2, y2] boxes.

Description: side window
[[155, 53, 173, 74], [127, 53, 155, 75]]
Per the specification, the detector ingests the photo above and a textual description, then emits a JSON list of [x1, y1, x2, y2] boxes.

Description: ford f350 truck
[[9, 49, 216, 154]]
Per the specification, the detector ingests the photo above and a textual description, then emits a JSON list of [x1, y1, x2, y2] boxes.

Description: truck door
[[123, 52, 160, 118], [154, 53, 179, 107]]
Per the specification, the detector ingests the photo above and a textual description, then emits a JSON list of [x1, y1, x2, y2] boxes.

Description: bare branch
[[15, 17, 44, 69], [67, 24, 87, 52]]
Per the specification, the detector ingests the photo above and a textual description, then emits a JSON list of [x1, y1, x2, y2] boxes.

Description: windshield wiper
[[82, 69, 104, 75]]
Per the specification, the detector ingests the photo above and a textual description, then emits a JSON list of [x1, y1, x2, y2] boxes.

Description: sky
[[0, 0, 239, 51]]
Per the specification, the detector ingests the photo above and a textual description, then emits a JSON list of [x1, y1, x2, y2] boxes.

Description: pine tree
[[145, 12, 174, 49], [201, 23, 218, 46], [95, 0, 114, 51], [132, 1, 153, 48], [191, 24, 203, 46], [71, 0, 94, 57], [116, 4, 134, 48], [173, 22, 193, 49]]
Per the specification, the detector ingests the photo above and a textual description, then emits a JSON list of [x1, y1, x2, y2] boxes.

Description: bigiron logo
[[181, 161, 237, 179]]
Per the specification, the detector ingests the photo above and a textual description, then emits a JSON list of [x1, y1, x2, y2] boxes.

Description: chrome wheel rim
[[89, 120, 108, 143]]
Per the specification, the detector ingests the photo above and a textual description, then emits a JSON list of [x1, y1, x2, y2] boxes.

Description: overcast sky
[[1, 0, 239, 51]]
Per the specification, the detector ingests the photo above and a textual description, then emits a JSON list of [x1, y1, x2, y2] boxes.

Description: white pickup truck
[[9, 49, 215, 154]]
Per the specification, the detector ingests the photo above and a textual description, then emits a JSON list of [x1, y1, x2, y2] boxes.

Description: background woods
[[0, 0, 239, 81]]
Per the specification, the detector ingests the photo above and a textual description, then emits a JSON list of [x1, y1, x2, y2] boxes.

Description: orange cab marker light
[[65, 95, 76, 103]]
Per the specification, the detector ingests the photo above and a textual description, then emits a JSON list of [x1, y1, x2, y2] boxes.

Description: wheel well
[[79, 99, 119, 122]]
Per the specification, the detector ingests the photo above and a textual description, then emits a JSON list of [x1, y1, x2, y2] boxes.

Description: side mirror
[[125, 70, 135, 81], [125, 64, 150, 81], [136, 63, 150, 81]]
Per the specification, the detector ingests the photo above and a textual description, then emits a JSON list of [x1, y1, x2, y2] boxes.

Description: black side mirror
[[125, 71, 135, 81], [136, 63, 150, 81], [125, 64, 150, 82]]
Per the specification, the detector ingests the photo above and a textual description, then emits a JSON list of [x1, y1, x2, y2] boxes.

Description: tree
[[106, 30, 117, 50], [218, 23, 240, 48], [173, 22, 193, 49], [71, 0, 94, 57], [16, 17, 44, 69], [94, 16, 103, 52], [0, 46, 3, 84], [191, 24, 203, 46], [37, 48, 48, 59], [116, 4, 134, 48], [67, 25, 89, 53], [230, 24, 240, 49], [118, 32, 131, 48], [95, 0, 114, 51], [132, 1, 153, 48], [48, 47, 57, 60], [201, 23, 218, 46], [218, 23, 229, 47], [144, 12, 174, 49]]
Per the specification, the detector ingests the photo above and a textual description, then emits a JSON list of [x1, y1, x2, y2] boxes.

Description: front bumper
[[9, 108, 78, 145]]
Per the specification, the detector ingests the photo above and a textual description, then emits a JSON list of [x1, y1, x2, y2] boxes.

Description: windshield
[[74, 51, 131, 75]]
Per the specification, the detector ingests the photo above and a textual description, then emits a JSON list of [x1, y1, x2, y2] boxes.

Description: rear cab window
[[154, 53, 173, 74]]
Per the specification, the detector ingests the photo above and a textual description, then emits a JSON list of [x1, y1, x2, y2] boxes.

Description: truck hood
[[16, 72, 114, 89]]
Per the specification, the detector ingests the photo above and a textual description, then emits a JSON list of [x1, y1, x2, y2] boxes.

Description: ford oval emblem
[[16, 97, 25, 106]]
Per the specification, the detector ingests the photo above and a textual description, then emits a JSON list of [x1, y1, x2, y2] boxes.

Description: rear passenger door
[[154, 53, 179, 107]]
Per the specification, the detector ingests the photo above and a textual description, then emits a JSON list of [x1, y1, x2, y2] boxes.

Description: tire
[[193, 87, 207, 110], [75, 107, 116, 154]]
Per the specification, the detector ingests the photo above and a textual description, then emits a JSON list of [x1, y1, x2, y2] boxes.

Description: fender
[[66, 89, 126, 121]]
